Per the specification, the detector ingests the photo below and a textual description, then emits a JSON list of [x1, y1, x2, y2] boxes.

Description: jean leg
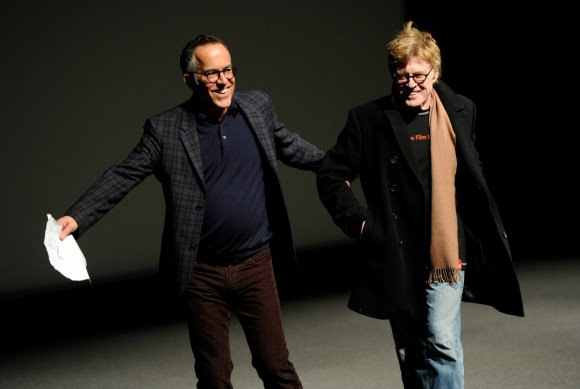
[[390, 318, 429, 389], [425, 271, 465, 389]]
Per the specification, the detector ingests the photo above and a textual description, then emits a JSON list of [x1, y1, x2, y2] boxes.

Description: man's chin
[[211, 91, 233, 104], [213, 100, 232, 110]]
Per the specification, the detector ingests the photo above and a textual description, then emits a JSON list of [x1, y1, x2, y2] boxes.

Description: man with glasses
[[316, 22, 523, 388], [57, 34, 323, 388]]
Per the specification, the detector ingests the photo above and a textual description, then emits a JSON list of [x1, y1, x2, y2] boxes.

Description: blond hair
[[387, 21, 442, 78]]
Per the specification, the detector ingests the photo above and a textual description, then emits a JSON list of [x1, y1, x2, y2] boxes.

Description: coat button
[[399, 240, 404, 247], [189, 244, 197, 251], [502, 231, 508, 239], [392, 212, 398, 221], [390, 184, 398, 192], [195, 205, 202, 211], [390, 156, 398, 164]]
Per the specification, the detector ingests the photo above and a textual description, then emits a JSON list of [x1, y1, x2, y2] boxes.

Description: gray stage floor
[[1, 257, 578, 388]]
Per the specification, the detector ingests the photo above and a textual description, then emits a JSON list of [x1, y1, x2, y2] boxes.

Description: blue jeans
[[390, 271, 464, 389]]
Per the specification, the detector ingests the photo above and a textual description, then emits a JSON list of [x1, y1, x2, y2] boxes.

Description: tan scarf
[[427, 89, 461, 284]]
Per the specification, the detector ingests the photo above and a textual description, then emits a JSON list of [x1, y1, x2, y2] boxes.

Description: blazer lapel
[[179, 106, 206, 193], [235, 95, 277, 171], [434, 82, 484, 183]]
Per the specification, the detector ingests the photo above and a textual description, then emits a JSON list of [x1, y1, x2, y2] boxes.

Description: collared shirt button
[[392, 212, 398, 221], [390, 184, 398, 192], [189, 243, 197, 251], [195, 204, 202, 211], [399, 240, 404, 247]]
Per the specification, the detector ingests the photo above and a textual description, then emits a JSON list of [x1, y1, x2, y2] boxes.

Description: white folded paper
[[44, 214, 90, 281]]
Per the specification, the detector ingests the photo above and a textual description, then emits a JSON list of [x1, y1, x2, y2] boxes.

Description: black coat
[[317, 81, 524, 320]]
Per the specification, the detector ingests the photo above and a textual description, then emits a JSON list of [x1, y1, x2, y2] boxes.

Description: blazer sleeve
[[266, 96, 325, 171], [66, 120, 161, 237], [316, 109, 368, 239]]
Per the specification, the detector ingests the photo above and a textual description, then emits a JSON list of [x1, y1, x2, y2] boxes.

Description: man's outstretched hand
[[57, 216, 78, 241]]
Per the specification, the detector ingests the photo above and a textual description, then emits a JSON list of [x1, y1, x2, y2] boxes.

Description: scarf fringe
[[427, 268, 461, 284]]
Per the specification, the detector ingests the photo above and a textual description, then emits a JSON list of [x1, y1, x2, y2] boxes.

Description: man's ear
[[183, 73, 195, 89], [433, 71, 440, 84]]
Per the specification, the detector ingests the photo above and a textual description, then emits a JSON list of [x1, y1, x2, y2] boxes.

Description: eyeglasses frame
[[189, 66, 237, 83], [394, 68, 433, 84]]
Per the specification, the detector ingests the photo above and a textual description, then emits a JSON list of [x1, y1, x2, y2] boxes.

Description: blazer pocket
[[361, 206, 378, 242]]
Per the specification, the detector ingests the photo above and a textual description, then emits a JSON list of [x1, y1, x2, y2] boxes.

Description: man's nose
[[216, 71, 229, 84], [406, 76, 418, 87]]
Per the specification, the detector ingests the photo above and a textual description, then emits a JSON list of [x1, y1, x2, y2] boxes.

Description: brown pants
[[183, 248, 302, 389]]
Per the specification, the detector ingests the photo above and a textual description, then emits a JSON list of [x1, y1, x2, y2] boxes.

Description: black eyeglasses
[[394, 68, 433, 84], [190, 66, 236, 83]]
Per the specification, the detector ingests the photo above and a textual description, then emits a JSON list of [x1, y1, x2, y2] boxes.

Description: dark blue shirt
[[195, 103, 271, 261]]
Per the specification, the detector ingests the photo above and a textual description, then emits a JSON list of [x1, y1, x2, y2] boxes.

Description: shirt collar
[[194, 101, 240, 125]]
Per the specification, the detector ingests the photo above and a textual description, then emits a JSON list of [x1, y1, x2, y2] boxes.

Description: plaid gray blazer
[[67, 90, 324, 296]]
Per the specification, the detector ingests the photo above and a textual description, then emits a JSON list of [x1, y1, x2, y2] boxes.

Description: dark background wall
[[1, 1, 575, 299]]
